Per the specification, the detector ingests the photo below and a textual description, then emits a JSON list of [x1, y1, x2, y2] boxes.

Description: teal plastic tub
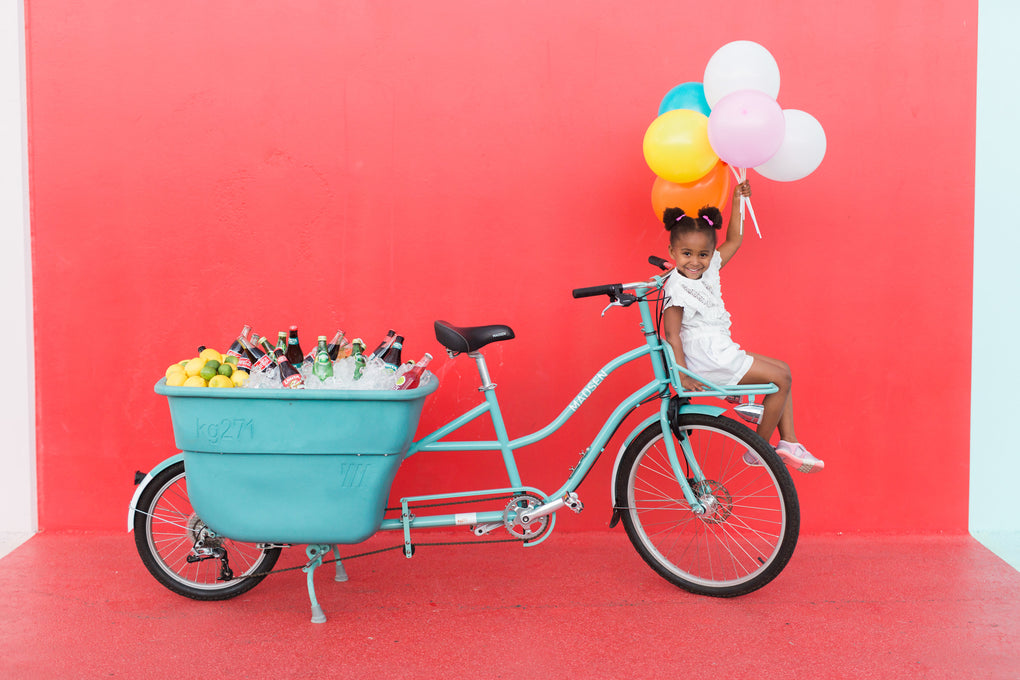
[[154, 375, 438, 544]]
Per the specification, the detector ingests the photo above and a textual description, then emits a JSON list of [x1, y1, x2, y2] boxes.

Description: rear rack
[[660, 342, 778, 400]]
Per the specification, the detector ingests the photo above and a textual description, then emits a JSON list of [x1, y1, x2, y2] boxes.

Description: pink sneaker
[[775, 441, 824, 474]]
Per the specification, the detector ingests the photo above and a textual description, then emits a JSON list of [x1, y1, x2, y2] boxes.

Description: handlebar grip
[[648, 256, 671, 271], [572, 283, 623, 299]]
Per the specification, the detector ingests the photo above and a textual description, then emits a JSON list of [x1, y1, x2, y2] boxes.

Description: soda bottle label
[[282, 372, 304, 388], [252, 354, 274, 372], [237, 356, 252, 371]]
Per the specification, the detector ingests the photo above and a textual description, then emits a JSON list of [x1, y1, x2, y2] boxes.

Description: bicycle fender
[[609, 404, 727, 520], [128, 453, 184, 532]]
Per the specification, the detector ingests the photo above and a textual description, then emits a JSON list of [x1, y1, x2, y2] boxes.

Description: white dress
[[662, 251, 753, 386]]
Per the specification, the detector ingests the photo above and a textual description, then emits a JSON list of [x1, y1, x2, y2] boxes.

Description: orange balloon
[[651, 161, 732, 221]]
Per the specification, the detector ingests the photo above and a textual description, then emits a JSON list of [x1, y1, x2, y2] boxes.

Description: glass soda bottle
[[285, 326, 304, 367], [226, 324, 253, 373], [274, 331, 288, 355], [393, 353, 433, 390], [257, 335, 276, 358], [380, 335, 404, 372], [351, 338, 368, 381], [240, 333, 275, 373], [273, 348, 305, 388], [313, 335, 333, 381], [369, 330, 396, 359], [327, 329, 351, 361]]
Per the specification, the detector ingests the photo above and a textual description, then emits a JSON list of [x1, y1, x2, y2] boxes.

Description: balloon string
[[730, 166, 762, 238]]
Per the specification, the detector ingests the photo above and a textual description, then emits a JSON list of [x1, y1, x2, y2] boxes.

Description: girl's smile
[[669, 231, 715, 280]]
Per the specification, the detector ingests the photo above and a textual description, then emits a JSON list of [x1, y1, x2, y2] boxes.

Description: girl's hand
[[733, 180, 751, 201], [679, 375, 705, 393]]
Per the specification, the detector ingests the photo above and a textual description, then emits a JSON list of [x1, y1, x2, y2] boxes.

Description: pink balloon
[[707, 90, 785, 169]]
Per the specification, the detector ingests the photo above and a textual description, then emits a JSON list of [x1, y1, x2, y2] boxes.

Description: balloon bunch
[[643, 41, 826, 236]]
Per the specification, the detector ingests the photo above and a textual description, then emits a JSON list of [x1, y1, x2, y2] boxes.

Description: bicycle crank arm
[[518, 492, 583, 525], [471, 522, 505, 536]]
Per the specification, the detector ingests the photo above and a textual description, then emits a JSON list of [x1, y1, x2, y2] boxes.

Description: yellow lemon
[[183, 375, 208, 388], [199, 348, 223, 363], [166, 363, 186, 379], [166, 372, 188, 387], [184, 357, 206, 377], [230, 370, 249, 387], [208, 374, 233, 388]]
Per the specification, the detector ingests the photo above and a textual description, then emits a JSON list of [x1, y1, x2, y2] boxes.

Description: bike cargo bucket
[[154, 375, 438, 544]]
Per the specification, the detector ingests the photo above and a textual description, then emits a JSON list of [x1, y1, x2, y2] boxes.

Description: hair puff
[[662, 206, 686, 231], [697, 205, 723, 230]]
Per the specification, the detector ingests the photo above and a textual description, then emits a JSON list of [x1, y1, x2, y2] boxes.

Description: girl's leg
[[739, 353, 796, 444]]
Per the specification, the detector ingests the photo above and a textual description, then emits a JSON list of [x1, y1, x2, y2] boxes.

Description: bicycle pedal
[[563, 491, 584, 514]]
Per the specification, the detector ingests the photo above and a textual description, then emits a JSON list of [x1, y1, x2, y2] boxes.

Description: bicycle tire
[[616, 414, 799, 597], [133, 461, 281, 600]]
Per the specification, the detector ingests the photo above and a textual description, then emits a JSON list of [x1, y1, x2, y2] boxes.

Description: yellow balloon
[[642, 109, 718, 184]]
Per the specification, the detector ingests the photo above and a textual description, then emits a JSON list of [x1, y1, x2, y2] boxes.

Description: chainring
[[503, 494, 550, 540]]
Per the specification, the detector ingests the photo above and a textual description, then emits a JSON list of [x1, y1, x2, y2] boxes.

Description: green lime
[[205, 359, 221, 372], [199, 364, 218, 382], [217, 363, 234, 377]]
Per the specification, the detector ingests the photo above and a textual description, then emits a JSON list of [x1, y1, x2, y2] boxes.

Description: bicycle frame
[[378, 276, 778, 553]]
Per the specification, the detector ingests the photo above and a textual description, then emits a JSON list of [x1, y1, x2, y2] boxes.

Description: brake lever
[[600, 293, 638, 317]]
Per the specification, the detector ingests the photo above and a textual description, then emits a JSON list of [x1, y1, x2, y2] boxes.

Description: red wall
[[26, 1, 977, 533]]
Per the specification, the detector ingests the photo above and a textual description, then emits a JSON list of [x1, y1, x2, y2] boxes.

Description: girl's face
[[669, 231, 714, 280]]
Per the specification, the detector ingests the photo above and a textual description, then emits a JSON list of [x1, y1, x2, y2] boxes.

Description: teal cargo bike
[[130, 257, 800, 622]]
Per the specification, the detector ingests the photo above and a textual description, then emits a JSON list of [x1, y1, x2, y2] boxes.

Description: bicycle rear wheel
[[133, 461, 281, 600], [616, 414, 799, 597]]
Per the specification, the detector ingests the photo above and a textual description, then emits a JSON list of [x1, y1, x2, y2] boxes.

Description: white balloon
[[703, 41, 781, 108], [754, 109, 826, 182]]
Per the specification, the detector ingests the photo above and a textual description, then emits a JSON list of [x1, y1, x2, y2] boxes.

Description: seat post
[[469, 351, 496, 391], [468, 350, 521, 486]]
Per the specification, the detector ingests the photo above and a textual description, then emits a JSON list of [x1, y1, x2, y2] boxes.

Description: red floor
[[0, 530, 1016, 679]]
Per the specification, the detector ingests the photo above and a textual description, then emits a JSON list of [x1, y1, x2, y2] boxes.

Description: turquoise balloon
[[658, 82, 711, 117]]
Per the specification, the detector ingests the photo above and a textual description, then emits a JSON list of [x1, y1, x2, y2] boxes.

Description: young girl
[[661, 181, 824, 473]]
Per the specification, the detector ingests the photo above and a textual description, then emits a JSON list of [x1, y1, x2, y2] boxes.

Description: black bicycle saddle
[[433, 320, 515, 353]]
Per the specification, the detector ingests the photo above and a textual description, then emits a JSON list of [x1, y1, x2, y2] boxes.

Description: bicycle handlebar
[[571, 256, 673, 299], [572, 283, 623, 299]]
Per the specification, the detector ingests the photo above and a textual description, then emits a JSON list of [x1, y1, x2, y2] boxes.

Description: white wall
[[971, 0, 1020, 568], [0, 0, 35, 546]]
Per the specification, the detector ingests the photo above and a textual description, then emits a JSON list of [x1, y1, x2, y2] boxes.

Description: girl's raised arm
[[718, 180, 751, 267]]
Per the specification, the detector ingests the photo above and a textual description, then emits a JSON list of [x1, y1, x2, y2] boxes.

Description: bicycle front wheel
[[616, 414, 799, 597], [133, 461, 281, 600]]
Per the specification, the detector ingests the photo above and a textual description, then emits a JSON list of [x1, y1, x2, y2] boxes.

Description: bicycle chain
[[231, 494, 525, 581], [233, 537, 525, 580]]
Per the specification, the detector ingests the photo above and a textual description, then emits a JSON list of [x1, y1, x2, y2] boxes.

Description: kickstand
[[333, 545, 348, 582], [302, 544, 332, 623]]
